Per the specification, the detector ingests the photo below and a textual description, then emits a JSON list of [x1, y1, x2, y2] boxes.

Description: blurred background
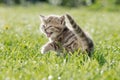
[[0, 1, 120, 80], [0, 0, 120, 11]]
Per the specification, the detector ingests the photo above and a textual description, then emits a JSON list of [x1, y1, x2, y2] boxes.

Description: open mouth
[[46, 32, 53, 37]]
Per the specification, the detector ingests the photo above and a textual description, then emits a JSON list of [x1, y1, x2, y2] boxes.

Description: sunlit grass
[[0, 4, 120, 80]]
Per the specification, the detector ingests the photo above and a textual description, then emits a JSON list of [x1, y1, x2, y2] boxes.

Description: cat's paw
[[40, 46, 46, 54]]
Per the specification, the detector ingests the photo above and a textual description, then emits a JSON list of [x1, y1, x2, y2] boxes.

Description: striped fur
[[40, 14, 94, 56], [65, 14, 94, 56]]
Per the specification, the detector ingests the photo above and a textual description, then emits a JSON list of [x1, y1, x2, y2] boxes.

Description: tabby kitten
[[40, 14, 94, 56]]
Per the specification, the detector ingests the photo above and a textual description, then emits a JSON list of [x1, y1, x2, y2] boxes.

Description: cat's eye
[[42, 25, 45, 28], [48, 26, 52, 28]]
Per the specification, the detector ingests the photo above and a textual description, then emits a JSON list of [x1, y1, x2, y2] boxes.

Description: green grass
[[0, 4, 120, 80]]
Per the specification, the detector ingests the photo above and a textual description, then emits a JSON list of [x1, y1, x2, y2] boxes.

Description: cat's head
[[40, 15, 66, 40]]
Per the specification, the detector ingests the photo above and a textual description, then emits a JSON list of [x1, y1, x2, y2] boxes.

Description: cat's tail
[[65, 14, 94, 56]]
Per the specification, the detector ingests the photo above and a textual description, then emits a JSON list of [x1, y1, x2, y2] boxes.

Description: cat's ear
[[60, 15, 65, 25], [40, 15, 45, 18], [39, 15, 46, 22], [39, 15, 45, 20]]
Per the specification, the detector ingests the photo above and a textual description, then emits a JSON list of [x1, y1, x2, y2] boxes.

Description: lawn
[[0, 4, 120, 80]]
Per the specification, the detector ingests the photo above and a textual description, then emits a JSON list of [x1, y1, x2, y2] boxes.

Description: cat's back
[[57, 27, 81, 52]]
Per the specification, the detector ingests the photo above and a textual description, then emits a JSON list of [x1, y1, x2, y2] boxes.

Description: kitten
[[39, 14, 94, 56]]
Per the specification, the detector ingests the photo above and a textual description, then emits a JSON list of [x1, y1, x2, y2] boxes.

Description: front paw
[[40, 46, 46, 54]]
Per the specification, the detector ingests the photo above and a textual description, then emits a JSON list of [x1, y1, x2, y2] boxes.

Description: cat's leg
[[41, 42, 59, 54]]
